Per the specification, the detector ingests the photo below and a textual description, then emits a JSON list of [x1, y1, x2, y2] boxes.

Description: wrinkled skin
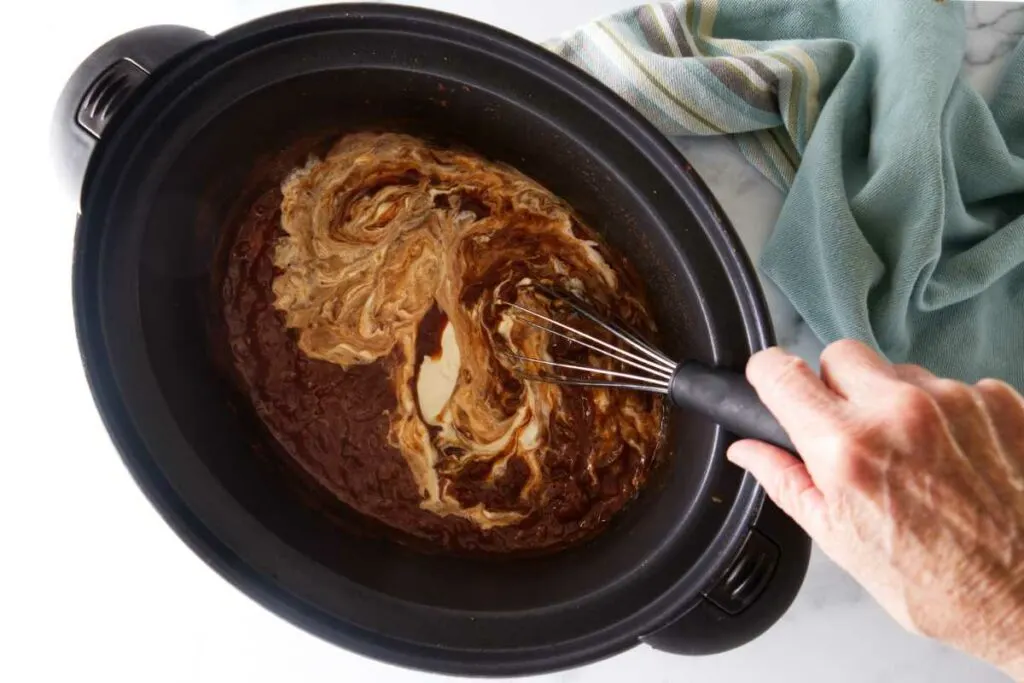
[[729, 341, 1024, 680]]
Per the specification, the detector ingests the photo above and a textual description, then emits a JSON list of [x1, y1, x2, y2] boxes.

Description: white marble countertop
[[5, 2, 1022, 682]]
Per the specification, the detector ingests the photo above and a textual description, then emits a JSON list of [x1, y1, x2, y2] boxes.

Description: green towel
[[549, 0, 1024, 389]]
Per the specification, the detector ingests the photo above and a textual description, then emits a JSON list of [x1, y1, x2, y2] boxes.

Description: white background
[[0, 1, 1012, 682]]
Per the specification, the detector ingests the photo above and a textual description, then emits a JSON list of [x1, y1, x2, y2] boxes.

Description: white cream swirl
[[273, 132, 662, 529]]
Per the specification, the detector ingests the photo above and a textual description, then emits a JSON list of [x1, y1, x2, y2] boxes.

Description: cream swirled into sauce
[[224, 132, 665, 554]]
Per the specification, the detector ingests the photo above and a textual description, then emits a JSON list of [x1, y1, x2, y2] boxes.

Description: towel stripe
[[597, 20, 726, 133], [548, 0, 825, 190]]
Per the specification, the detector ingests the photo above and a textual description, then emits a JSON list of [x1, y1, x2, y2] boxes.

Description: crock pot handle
[[52, 25, 211, 207], [642, 495, 811, 655]]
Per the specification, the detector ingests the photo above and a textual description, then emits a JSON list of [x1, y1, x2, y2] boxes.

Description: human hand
[[727, 341, 1024, 680]]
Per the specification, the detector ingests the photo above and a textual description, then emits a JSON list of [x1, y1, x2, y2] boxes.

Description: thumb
[[727, 439, 829, 538]]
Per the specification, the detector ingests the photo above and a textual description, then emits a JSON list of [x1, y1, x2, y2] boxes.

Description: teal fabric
[[549, 1, 1024, 388]]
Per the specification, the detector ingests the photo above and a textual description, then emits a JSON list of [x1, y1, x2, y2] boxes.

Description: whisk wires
[[496, 287, 676, 394]]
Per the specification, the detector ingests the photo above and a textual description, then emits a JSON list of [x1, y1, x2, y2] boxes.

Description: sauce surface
[[221, 132, 665, 554]]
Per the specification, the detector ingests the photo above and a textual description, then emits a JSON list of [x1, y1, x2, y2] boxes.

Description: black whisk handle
[[669, 362, 795, 452]]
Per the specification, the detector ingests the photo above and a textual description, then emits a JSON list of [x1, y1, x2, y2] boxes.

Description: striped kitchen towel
[[549, 0, 1024, 389]]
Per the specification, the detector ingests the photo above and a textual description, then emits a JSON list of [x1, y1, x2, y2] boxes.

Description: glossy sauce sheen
[[221, 133, 665, 555]]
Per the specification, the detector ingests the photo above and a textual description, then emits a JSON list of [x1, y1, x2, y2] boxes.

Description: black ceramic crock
[[52, 4, 810, 676]]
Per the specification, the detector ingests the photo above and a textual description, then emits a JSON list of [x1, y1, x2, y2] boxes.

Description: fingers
[[746, 347, 846, 456], [883, 366, 1024, 504], [727, 439, 829, 536], [974, 379, 1024, 491], [975, 378, 1024, 412], [893, 364, 936, 383], [819, 339, 898, 400], [896, 375, 1009, 508], [747, 347, 843, 430]]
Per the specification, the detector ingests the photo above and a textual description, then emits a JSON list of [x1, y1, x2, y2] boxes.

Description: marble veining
[[964, 2, 1024, 66]]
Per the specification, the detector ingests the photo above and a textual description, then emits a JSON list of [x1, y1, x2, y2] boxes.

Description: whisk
[[498, 287, 794, 452]]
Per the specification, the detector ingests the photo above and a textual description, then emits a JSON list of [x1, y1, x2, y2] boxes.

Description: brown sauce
[[219, 133, 665, 556]]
